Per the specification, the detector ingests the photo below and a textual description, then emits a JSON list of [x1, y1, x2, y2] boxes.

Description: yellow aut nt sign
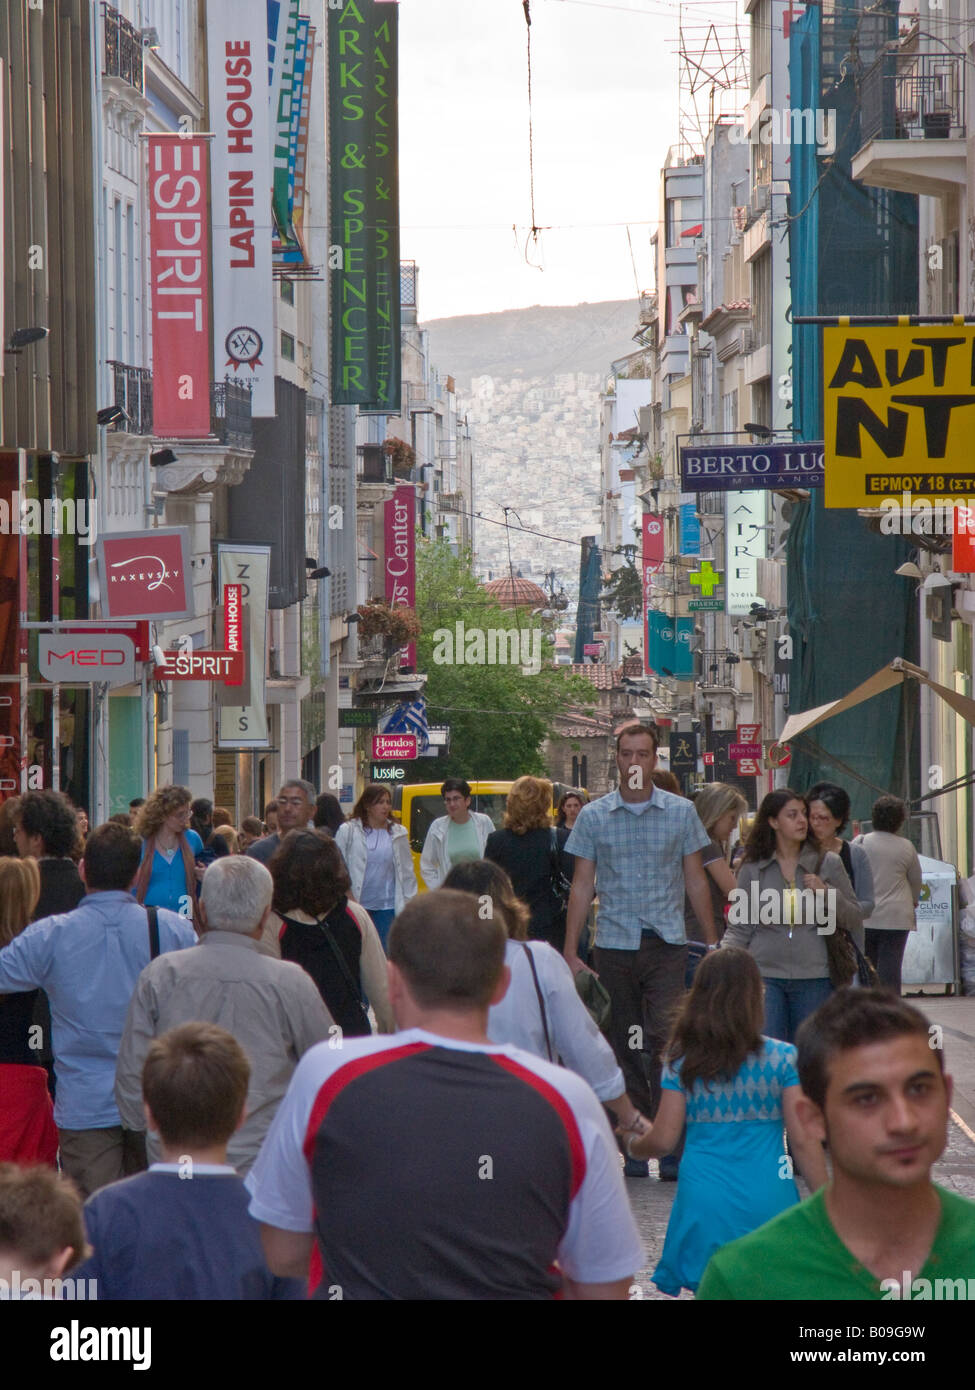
[[823, 326, 975, 507]]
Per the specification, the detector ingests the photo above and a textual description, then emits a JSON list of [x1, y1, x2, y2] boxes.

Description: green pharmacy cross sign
[[689, 561, 723, 597]]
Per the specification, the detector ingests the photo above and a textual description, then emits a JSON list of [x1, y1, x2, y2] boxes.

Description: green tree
[[409, 539, 594, 781], [601, 560, 642, 620]]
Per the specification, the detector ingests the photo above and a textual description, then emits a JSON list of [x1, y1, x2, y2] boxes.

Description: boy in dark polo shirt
[[75, 1023, 302, 1300], [698, 990, 975, 1299]]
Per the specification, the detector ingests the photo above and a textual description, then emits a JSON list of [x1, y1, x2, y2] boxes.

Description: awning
[[779, 657, 975, 745]]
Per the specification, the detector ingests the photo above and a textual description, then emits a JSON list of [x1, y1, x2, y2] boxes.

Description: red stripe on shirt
[[302, 1041, 433, 1166], [490, 1054, 587, 1198]]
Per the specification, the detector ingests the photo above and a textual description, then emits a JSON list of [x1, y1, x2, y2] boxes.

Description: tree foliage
[[409, 539, 595, 781], [601, 561, 643, 621]]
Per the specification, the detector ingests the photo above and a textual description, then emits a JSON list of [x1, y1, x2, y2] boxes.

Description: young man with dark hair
[[698, 989, 975, 1299], [0, 822, 196, 1198], [563, 722, 717, 1179], [247, 888, 645, 1300], [0, 1163, 88, 1289], [74, 1023, 302, 1299], [418, 778, 494, 889], [14, 790, 85, 918]]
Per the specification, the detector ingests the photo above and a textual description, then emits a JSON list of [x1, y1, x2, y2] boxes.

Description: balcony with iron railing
[[109, 361, 153, 435], [698, 648, 741, 690], [102, 3, 144, 91], [853, 50, 966, 199], [107, 364, 252, 447]]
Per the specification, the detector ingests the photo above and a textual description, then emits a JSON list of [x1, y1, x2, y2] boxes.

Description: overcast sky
[[398, 0, 690, 321]]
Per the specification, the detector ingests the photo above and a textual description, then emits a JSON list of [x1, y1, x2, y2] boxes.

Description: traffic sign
[[372, 734, 417, 760], [688, 598, 723, 612]]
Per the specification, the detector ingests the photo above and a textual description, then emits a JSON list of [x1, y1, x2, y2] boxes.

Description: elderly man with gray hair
[[247, 779, 319, 864], [115, 856, 333, 1175]]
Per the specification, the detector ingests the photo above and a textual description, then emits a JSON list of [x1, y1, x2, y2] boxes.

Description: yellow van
[[391, 780, 582, 890]]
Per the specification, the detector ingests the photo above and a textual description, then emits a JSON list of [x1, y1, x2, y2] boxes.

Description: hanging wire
[[522, 1, 546, 269]]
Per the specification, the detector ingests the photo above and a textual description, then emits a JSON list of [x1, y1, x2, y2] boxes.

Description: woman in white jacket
[[334, 785, 417, 951], [418, 778, 495, 889]]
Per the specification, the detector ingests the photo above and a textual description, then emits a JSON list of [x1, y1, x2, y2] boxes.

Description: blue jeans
[[763, 977, 833, 1044], [367, 908, 396, 953]]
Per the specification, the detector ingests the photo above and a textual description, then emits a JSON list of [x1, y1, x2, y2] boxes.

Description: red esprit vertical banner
[[642, 512, 664, 674], [384, 484, 416, 669], [148, 136, 212, 437]]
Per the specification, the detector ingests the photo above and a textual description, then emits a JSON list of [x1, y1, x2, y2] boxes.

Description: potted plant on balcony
[[356, 599, 421, 652], [382, 436, 416, 475]]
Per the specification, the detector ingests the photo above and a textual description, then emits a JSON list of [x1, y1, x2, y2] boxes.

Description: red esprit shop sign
[[148, 135, 212, 437], [153, 650, 245, 682]]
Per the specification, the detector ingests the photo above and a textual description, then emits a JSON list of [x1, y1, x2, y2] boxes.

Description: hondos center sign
[[824, 326, 975, 508]]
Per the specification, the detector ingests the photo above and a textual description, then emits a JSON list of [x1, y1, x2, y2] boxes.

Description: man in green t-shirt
[[698, 989, 975, 1300]]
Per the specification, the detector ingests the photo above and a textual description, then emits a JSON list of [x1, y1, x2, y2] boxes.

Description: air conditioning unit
[[739, 326, 754, 355], [750, 183, 770, 218]]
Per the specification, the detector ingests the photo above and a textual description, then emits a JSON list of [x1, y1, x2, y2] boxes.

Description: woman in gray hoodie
[[722, 788, 863, 1043]]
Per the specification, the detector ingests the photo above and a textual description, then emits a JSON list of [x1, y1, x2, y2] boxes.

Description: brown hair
[[389, 889, 506, 1010], [651, 770, 682, 795], [133, 785, 192, 840], [81, 821, 143, 892], [142, 1022, 250, 1148], [502, 776, 552, 834], [0, 1164, 88, 1272], [616, 721, 659, 753], [240, 816, 264, 838], [796, 988, 943, 1110], [665, 947, 765, 1092], [442, 859, 531, 941], [211, 824, 240, 854], [351, 783, 393, 827], [211, 806, 232, 829], [0, 858, 40, 946], [0, 796, 21, 857], [555, 789, 587, 827], [269, 829, 351, 917]]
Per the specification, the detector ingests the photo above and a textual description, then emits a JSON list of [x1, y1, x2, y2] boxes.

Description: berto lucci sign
[[680, 442, 825, 491], [384, 483, 415, 669]]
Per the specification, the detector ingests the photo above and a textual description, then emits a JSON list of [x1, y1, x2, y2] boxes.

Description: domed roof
[[483, 575, 549, 610]]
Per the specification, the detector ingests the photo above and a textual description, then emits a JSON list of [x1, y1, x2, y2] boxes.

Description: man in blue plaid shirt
[[564, 723, 718, 1177]]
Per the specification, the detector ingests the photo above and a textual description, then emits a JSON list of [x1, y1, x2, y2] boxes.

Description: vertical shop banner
[[217, 546, 270, 748], [148, 136, 212, 437], [269, 0, 302, 258], [679, 500, 700, 556], [328, 0, 401, 409], [642, 512, 663, 674], [384, 484, 415, 668], [206, 0, 275, 417], [725, 491, 767, 615]]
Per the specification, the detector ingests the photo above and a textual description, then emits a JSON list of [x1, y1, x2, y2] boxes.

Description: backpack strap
[[521, 942, 553, 1062], [147, 906, 160, 961]]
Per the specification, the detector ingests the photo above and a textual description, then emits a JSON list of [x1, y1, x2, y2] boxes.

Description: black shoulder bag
[[147, 906, 160, 960], [316, 909, 373, 1035], [521, 942, 554, 1062]]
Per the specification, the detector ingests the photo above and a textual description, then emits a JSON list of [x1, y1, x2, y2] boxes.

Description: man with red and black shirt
[[246, 889, 644, 1300]]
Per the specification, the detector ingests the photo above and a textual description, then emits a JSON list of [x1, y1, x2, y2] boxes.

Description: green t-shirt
[[446, 816, 482, 868], [697, 1185, 975, 1300]]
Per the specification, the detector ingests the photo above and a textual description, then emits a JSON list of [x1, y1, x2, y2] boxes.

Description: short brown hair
[[0, 1164, 87, 1272], [211, 806, 232, 829], [502, 775, 552, 834], [796, 989, 943, 1110], [389, 889, 506, 1010], [616, 721, 659, 753], [82, 821, 142, 891], [269, 829, 351, 917], [443, 859, 531, 941], [651, 769, 682, 794], [142, 1023, 250, 1148]]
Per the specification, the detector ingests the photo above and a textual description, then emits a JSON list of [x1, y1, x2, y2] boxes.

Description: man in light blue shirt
[[564, 723, 717, 1176], [0, 821, 195, 1197]]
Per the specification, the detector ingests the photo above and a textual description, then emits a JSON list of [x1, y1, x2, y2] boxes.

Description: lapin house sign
[[384, 484, 415, 668], [147, 135, 212, 437], [823, 326, 975, 507], [327, 0, 401, 410], [206, 0, 275, 417]]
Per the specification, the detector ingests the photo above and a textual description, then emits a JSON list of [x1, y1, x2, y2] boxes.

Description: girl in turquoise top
[[132, 786, 203, 926], [624, 947, 828, 1295]]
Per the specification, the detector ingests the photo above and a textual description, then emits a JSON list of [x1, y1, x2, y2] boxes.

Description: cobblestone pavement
[[624, 994, 975, 1300]]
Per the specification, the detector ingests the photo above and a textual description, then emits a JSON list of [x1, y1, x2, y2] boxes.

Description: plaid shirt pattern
[[564, 787, 710, 948]]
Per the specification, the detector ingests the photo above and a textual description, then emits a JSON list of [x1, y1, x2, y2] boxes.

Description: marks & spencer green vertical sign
[[328, 0, 401, 410]]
